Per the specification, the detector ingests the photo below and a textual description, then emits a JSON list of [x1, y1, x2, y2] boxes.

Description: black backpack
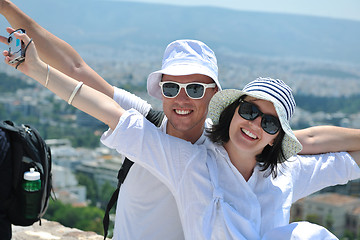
[[103, 109, 165, 239], [0, 120, 52, 226]]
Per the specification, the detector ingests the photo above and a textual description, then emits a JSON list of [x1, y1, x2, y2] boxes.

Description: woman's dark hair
[[206, 95, 286, 178]]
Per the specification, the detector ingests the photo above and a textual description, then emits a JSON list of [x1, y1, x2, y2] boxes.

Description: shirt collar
[[162, 116, 211, 145]]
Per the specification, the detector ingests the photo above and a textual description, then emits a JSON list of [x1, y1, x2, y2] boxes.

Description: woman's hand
[[3, 30, 42, 76]]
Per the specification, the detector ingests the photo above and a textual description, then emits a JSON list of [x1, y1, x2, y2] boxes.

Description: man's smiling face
[[161, 74, 217, 143]]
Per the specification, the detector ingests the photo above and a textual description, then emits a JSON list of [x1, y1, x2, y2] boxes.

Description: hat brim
[[147, 64, 221, 100], [208, 89, 302, 160]]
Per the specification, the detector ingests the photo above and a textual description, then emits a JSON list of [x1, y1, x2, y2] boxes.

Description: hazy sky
[[112, 0, 360, 21]]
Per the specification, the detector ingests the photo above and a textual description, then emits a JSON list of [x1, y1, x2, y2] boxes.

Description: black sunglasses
[[159, 81, 216, 99], [238, 99, 281, 135]]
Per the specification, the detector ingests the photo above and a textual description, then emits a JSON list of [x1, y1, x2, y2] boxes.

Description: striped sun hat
[[208, 77, 302, 160]]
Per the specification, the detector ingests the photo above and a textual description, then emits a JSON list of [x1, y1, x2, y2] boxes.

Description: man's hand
[[295, 126, 360, 155], [0, 27, 16, 46]]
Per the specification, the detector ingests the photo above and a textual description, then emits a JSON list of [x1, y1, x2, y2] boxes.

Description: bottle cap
[[24, 168, 40, 181]]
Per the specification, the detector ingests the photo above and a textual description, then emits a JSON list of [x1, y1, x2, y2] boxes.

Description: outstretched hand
[[3, 30, 41, 75]]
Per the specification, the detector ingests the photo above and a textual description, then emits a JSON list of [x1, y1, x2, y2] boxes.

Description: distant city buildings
[[46, 138, 123, 206], [291, 193, 360, 238], [52, 164, 87, 205], [320, 179, 360, 198], [291, 108, 360, 129], [1, 55, 360, 237], [76, 156, 123, 188]]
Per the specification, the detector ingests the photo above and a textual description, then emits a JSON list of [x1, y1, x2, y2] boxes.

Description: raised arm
[[295, 125, 360, 154], [0, 0, 114, 97], [4, 32, 123, 130]]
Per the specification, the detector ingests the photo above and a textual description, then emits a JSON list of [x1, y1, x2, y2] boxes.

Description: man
[[112, 39, 220, 239], [2, 1, 360, 239]]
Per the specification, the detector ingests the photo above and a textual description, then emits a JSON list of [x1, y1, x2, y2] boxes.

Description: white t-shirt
[[112, 87, 204, 240], [101, 109, 360, 240]]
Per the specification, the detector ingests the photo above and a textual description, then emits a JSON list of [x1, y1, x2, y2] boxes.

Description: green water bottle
[[22, 168, 41, 219]]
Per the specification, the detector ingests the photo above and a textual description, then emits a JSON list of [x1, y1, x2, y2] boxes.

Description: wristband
[[68, 82, 84, 105], [45, 64, 50, 87]]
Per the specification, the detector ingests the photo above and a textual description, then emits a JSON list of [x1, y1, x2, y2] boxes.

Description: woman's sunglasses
[[159, 81, 216, 99], [238, 99, 281, 135]]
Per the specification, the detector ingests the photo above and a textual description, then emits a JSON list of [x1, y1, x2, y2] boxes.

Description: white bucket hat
[[208, 77, 302, 160], [147, 39, 222, 100]]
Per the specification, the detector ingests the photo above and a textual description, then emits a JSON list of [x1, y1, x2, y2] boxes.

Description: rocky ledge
[[12, 219, 109, 240]]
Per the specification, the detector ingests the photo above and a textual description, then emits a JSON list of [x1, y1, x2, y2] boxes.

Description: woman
[[4, 32, 360, 239], [207, 78, 301, 182]]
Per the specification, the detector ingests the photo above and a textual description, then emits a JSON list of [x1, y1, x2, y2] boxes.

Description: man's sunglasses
[[238, 99, 281, 135], [159, 81, 216, 99]]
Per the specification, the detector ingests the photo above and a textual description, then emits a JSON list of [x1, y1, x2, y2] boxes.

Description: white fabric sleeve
[[112, 86, 152, 116], [261, 222, 337, 240], [100, 109, 206, 193], [287, 152, 360, 202]]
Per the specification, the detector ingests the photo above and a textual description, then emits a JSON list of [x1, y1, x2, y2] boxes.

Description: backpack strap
[[0, 120, 19, 133], [144, 109, 165, 127], [103, 109, 165, 239]]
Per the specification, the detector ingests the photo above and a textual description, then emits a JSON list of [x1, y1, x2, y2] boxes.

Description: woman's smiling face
[[227, 96, 280, 156]]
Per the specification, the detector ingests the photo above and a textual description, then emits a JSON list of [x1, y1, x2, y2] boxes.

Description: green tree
[[44, 199, 105, 235], [75, 206, 104, 233], [98, 181, 116, 210], [0, 72, 33, 92], [325, 213, 334, 232], [342, 229, 355, 240], [75, 173, 98, 205], [306, 213, 322, 225]]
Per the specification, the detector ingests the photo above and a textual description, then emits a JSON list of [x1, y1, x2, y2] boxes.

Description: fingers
[[3, 49, 13, 63], [6, 27, 15, 34], [3, 51, 15, 66], [0, 35, 8, 45], [2, 50, 9, 56], [0, 27, 15, 45], [3, 50, 10, 65], [13, 31, 31, 45], [15, 32, 35, 58]]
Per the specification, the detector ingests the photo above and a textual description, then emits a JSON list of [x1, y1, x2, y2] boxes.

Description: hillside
[[3, 0, 360, 64]]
